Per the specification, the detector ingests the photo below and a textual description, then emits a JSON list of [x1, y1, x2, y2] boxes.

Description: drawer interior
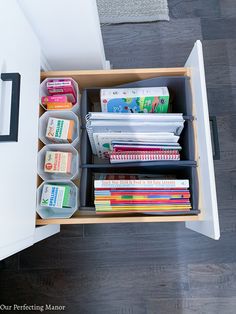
[[80, 75, 193, 116], [81, 124, 196, 167], [81, 76, 195, 165], [37, 68, 201, 225]]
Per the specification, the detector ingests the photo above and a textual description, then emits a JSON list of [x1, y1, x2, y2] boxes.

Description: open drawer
[[37, 41, 220, 240]]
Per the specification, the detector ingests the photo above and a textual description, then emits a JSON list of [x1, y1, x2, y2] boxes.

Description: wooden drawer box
[[36, 41, 220, 240]]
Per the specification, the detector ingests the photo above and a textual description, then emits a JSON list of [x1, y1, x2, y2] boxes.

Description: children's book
[[100, 87, 169, 113]]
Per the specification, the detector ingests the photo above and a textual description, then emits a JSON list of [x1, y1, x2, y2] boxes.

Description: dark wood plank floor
[[1, 1, 236, 313]]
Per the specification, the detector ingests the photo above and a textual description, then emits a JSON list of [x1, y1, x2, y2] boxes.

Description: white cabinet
[[17, 0, 109, 70], [185, 41, 220, 240], [0, 0, 60, 260], [0, 2, 220, 261]]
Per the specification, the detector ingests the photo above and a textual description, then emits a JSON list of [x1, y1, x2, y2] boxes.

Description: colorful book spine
[[94, 179, 189, 189], [95, 191, 190, 197]]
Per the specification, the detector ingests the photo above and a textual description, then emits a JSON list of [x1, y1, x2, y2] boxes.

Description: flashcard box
[[40, 184, 72, 208], [47, 79, 76, 104], [100, 87, 169, 113], [46, 117, 74, 143], [44, 151, 72, 174]]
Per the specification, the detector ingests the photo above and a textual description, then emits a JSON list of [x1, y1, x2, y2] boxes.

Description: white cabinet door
[[0, 0, 59, 261], [185, 40, 220, 240], [18, 0, 110, 70]]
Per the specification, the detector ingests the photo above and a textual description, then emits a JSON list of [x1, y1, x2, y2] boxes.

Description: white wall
[[18, 0, 109, 70]]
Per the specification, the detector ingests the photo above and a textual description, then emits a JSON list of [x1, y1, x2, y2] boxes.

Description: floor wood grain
[[1, 1, 236, 313]]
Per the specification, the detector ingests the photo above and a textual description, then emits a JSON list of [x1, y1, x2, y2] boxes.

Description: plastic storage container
[[38, 144, 79, 181], [37, 181, 79, 219], [40, 77, 80, 114], [39, 111, 80, 146]]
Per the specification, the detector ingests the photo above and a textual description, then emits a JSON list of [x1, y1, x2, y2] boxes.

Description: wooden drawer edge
[[41, 68, 188, 88], [41, 67, 187, 78], [36, 214, 202, 225]]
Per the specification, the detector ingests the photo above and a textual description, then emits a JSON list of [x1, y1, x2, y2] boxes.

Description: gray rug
[[97, 0, 169, 24]]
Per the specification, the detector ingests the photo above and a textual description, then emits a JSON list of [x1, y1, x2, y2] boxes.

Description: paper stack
[[86, 112, 184, 161]]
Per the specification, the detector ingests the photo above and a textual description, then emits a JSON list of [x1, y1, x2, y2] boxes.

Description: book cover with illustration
[[101, 87, 169, 113]]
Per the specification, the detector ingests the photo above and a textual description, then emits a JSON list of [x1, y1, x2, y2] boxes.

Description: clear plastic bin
[[39, 111, 80, 146], [37, 181, 79, 219], [40, 77, 80, 114], [38, 144, 79, 181]]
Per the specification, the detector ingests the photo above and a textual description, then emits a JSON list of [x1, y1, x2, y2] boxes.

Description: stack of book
[[94, 175, 191, 215], [86, 112, 184, 162]]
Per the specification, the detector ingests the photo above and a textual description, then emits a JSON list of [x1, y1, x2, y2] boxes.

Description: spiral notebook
[[109, 150, 180, 163]]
